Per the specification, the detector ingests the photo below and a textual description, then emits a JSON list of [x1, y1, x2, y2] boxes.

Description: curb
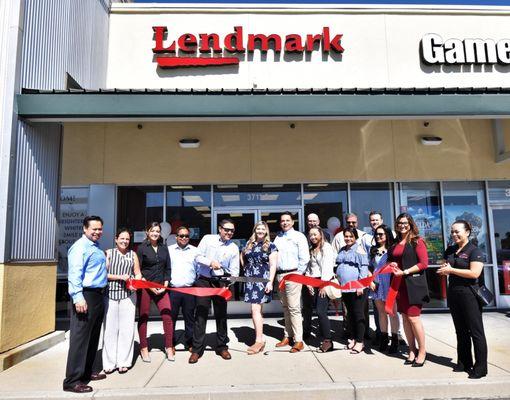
[[0, 331, 66, 372], [1, 378, 510, 400]]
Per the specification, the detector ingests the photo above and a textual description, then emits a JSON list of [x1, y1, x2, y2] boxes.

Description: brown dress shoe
[[219, 349, 232, 360], [63, 383, 93, 393], [89, 372, 107, 381], [275, 337, 291, 347], [189, 353, 200, 364], [290, 341, 304, 353]]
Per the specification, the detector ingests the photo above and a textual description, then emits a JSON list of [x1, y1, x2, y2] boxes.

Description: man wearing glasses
[[168, 226, 199, 354], [332, 213, 367, 253], [189, 219, 240, 364]]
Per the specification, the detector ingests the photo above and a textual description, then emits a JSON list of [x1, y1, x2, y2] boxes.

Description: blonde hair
[[243, 221, 271, 253]]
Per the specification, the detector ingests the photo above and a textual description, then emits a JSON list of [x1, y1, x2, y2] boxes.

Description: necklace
[[375, 248, 387, 257]]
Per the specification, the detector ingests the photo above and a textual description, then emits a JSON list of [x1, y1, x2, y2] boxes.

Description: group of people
[[62, 211, 489, 393]]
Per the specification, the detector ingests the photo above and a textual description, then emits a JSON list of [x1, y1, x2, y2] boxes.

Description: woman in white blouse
[[302, 227, 337, 352]]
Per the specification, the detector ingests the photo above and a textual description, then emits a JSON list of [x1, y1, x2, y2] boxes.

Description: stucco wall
[[61, 119, 510, 185], [0, 264, 56, 353]]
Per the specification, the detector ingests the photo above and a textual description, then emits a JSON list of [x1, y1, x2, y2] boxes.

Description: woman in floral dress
[[241, 221, 278, 354]]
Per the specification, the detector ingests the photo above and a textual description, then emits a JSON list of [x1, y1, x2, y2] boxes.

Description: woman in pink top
[[388, 213, 429, 367]]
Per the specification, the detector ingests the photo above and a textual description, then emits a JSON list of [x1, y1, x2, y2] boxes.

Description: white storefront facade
[[2, 0, 510, 350]]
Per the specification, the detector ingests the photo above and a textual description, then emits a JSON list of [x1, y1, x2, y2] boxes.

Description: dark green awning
[[16, 88, 510, 120]]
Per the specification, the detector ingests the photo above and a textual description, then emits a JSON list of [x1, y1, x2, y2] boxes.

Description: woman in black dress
[[437, 220, 488, 379]]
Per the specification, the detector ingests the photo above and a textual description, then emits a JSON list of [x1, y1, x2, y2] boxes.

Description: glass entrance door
[[212, 207, 302, 308], [490, 206, 510, 308]]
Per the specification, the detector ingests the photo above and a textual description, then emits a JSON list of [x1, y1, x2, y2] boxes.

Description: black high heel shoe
[[404, 352, 416, 365], [412, 354, 426, 367]]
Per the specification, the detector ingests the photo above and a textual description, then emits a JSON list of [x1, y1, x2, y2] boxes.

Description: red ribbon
[[278, 264, 400, 315], [126, 279, 233, 301]]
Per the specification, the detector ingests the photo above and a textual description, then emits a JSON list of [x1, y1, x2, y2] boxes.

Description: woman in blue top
[[368, 224, 400, 353], [336, 227, 369, 354], [241, 221, 277, 355]]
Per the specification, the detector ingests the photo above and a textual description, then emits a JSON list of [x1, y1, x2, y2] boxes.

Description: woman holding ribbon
[[302, 227, 336, 352], [136, 222, 174, 362], [241, 221, 278, 355], [388, 213, 429, 367], [368, 224, 399, 353], [437, 220, 487, 379], [336, 227, 369, 354], [102, 228, 141, 374]]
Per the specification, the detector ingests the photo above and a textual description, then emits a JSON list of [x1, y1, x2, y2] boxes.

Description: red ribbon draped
[[278, 264, 400, 315], [126, 279, 233, 301]]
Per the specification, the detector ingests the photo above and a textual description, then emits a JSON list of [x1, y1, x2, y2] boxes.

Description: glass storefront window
[[350, 183, 394, 234], [443, 181, 490, 262], [58, 187, 89, 276], [166, 185, 211, 246], [488, 181, 510, 298], [213, 184, 301, 208], [117, 186, 164, 242], [426, 268, 447, 308], [303, 183, 347, 238], [398, 182, 444, 264]]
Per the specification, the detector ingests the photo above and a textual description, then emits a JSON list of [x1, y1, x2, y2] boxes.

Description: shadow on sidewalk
[[231, 323, 285, 345]]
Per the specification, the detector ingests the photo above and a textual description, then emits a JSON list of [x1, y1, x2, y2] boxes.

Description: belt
[[83, 286, 106, 294], [276, 268, 298, 275]]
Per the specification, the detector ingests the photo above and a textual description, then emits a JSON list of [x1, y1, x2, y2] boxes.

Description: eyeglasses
[[221, 227, 235, 233], [346, 221, 357, 225], [177, 234, 190, 238], [397, 222, 409, 226]]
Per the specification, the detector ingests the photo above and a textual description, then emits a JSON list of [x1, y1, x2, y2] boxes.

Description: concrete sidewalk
[[0, 312, 509, 400]]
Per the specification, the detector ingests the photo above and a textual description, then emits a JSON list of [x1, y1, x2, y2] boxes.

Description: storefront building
[[2, 0, 510, 351]]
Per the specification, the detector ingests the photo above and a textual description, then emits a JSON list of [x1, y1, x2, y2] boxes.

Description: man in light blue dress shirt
[[189, 219, 240, 364], [63, 216, 108, 393], [168, 226, 199, 352], [273, 212, 310, 353]]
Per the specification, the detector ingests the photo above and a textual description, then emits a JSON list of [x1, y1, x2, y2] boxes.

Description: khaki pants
[[278, 273, 303, 342]]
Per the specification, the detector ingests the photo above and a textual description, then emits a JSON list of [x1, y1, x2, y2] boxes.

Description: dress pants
[[137, 289, 173, 349], [277, 272, 303, 342], [302, 286, 332, 340], [192, 277, 229, 355], [342, 290, 368, 342], [448, 285, 488, 375], [102, 293, 136, 370], [63, 289, 105, 388], [170, 290, 196, 347]]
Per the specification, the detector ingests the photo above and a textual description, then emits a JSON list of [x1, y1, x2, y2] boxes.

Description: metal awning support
[[493, 119, 510, 163]]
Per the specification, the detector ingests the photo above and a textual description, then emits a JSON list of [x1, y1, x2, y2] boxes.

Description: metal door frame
[[487, 203, 510, 308], [212, 206, 303, 233]]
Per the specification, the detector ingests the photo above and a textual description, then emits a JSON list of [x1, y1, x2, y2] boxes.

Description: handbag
[[323, 277, 342, 300], [470, 284, 494, 307]]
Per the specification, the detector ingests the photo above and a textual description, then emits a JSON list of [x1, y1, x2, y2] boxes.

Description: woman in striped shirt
[[102, 228, 141, 374]]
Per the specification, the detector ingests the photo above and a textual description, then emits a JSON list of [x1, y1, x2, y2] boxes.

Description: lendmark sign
[[152, 26, 344, 68], [421, 33, 510, 65]]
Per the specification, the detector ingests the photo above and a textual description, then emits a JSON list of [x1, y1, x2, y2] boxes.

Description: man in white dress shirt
[[273, 212, 310, 353], [332, 213, 367, 253], [189, 219, 240, 364], [168, 226, 198, 354]]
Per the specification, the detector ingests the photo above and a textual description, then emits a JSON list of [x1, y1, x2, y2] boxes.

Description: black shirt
[[444, 241, 484, 287], [136, 241, 171, 284]]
